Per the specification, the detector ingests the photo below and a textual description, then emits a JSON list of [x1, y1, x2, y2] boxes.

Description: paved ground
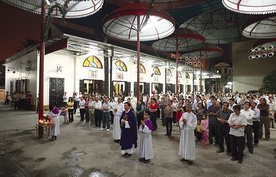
[[0, 101, 276, 177]]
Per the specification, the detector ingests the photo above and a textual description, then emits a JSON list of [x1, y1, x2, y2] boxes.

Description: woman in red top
[[175, 99, 185, 125], [149, 98, 158, 131]]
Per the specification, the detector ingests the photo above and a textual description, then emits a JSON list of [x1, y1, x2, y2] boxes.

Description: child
[[195, 120, 202, 142], [138, 110, 153, 164], [200, 114, 209, 144], [61, 104, 69, 124]]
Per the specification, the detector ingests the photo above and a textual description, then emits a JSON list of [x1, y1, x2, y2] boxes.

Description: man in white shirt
[[101, 97, 111, 131], [228, 98, 236, 111], [250, 102, 260, 145], [228, 105, 247, 164], [241, 102, 254, 154], [94, 97, 102, 128], [63, 92, 68, 106]]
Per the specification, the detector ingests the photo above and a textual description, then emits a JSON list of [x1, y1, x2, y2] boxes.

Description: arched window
[[178, 71, 182, 78], [153, 67, 161, 75], [83, 56, 103, 69], [140, 63, 146, 73], [166, 69, 172, 76], [115, 60, 127, 71], [185, 72, 190, 79]]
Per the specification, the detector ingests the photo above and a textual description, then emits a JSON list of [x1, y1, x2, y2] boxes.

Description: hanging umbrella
[[102, 2, 175, 98], [222, 0, 276, 15], [182, 43, 223, 92], [105, 0, 208, 10], [180, 8, 250, 44], [1, 0, 104, 18], [242, 15, 276, 39], [152, 28, 205, 95]]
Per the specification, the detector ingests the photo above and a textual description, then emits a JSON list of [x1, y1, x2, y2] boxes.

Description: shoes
[[180, 158, 187, 162], [186, 160, 193, 165], [216, 149, 224, 153], [227, 152, 232, 156], [249, 150, 254, 154], [238, 160, 242, 164], [254, 143, 258, 146], [144, 159, 150, 164], [106, 129, 110, 132], [231, 158, 238, 161], [274, 149, 276, 151], [214, 144, 218, 147], [100, 128, 104, 131], [124, 153, 131, 158], [165, 134, 168, 136], [139, 158, 145, 162]]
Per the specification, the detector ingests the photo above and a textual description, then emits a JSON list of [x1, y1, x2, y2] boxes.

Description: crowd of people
[[4, 91, 33, 110], [21, 90, 276, 165]]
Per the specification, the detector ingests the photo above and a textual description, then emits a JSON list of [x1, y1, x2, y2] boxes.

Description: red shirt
[[149, 103, 158, 110]]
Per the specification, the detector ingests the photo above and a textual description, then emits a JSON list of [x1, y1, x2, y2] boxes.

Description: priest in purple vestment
[[120, 102, 138, 158]]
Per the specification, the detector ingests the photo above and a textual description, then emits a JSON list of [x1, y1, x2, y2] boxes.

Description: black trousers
[[165, 117, 173, 135], [150, 112, 157, 131], [137, 112, 144, 129], [173, 112, 176, 123], [230, 135, 245, 161], [209, 122, 219, 144], [161, 108, 165, 125], [85, 109, 90, 122], [252, 121, 259, 145], [68, 109, 74, 122], [245, 125, 253, 152], [95, 110, 102, 127], [218, 123, 231, 152], [80, 109, 85, 121]]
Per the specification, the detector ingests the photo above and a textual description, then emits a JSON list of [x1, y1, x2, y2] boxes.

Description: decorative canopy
[[243, 15, 276, 39], [182, 43, 223, 59], [151, 28, 205, 52], [180, 8, 250, 44], [105, 0, 208, 10], [222, 0, 276, 14], [102, 3, 175, 41], [1, 0, 104, 18]]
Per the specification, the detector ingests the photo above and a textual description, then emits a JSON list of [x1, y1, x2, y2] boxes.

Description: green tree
[[260, 70, 276, 93], [16, 38, 39, 52]]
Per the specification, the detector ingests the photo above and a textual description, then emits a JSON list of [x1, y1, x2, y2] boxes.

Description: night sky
[[0, 1, 41, 63]]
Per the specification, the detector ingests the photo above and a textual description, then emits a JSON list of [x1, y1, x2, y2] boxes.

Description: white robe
[[112, 102, 124, 140], [48, 112, 60, 136], [138, 125, 153, 160], [179, 112, 197, 160]]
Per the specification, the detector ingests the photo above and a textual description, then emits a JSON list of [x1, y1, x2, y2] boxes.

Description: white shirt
[[94, 101, 102, 110], [241, 109, 254, 125], [63, 95, 68, 103], [79, 100, 85, 109], [250, 107, 260, 122], [228, 113, 247, 137]]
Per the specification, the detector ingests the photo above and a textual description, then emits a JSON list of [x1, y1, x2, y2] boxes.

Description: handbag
[[60, 111, 66, 116]]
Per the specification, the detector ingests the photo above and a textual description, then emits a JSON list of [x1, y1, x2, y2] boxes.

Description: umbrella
[[2, 0, 104, 18], [180, 8, 250, 44], [102, 2, 175, 98], [243, 15, 276, 39], [152, 28, 205, 95], [222, 0, 276, 15]]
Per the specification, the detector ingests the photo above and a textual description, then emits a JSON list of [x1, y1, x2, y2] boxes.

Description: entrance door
[[49, 78, 64, 107]]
